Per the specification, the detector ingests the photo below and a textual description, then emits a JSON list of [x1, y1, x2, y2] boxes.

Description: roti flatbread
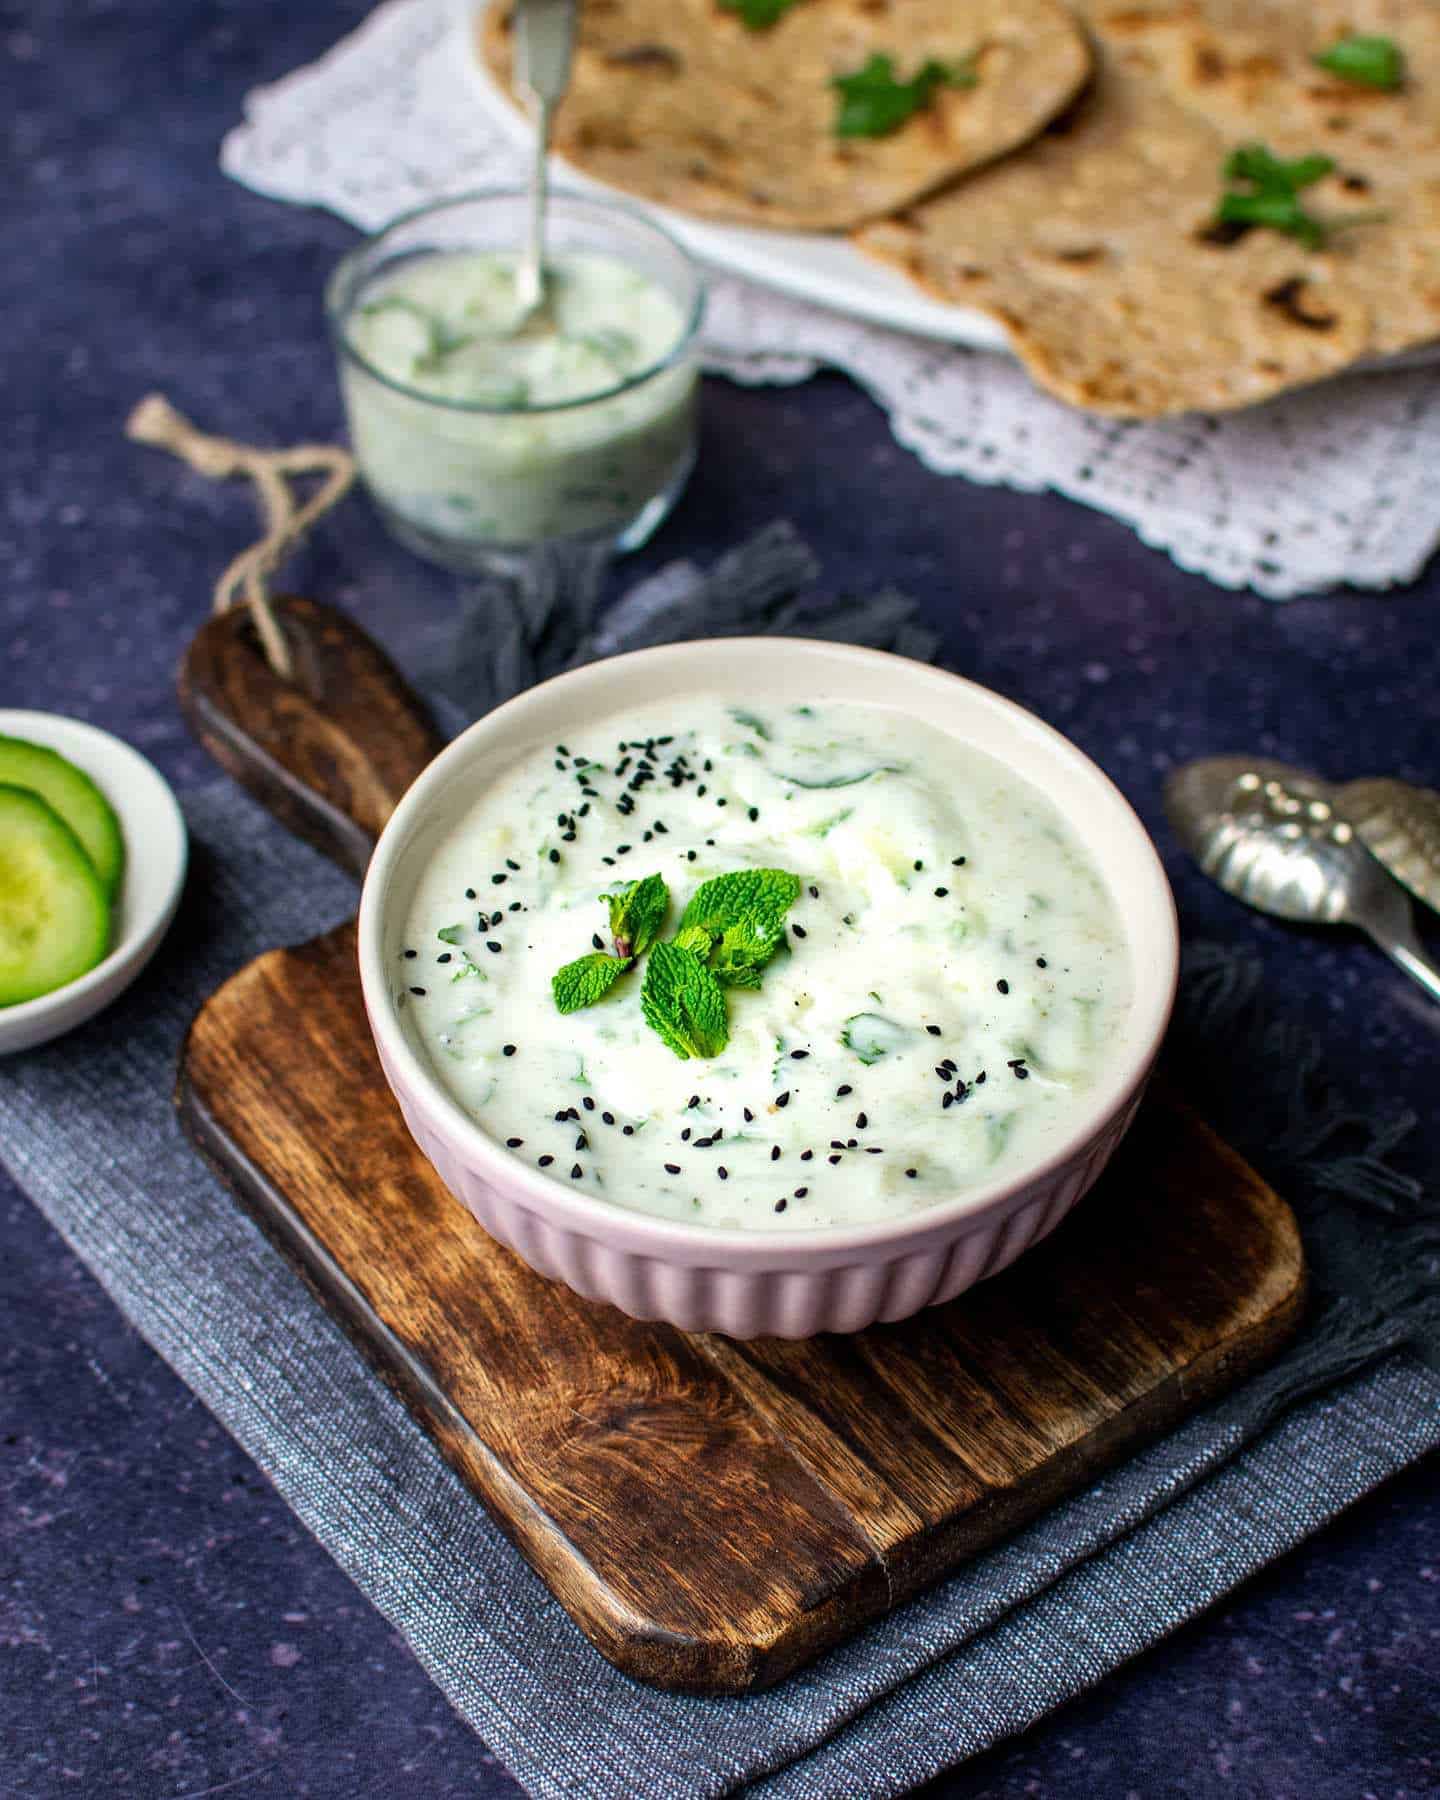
[[856, 2, 1440, 415], [479, 0, 1092, 232]]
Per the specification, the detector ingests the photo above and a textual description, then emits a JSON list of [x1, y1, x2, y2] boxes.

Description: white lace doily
[[221, 0, 1440, 599]]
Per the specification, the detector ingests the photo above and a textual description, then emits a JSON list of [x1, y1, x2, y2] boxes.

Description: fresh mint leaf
[[679, 868, 801, 939], [1313, 33, 1405, 89], [603, 872, 669, 959], [552, 952, 632, 1015], [641, 941, 729, 1060], [711, 919, 783, 989], [436, 923, 465, 945], [673, 924, 714, 958], [832, 53, 974, 140], [719, 0, 801, 28]]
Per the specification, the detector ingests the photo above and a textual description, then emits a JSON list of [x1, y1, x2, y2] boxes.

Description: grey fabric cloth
[[2, 527, 1438, 1800]]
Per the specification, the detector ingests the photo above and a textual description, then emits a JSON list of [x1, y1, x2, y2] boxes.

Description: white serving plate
[[461, 2, 1011, 352], [0, 712, 188, 1055]]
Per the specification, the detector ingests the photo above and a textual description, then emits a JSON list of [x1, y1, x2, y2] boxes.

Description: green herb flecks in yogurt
[[341, 250, 697, 549], [401, 699, 1132, 1232]]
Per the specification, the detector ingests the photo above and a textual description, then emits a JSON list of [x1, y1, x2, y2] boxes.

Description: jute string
[[126, 394, 356, 680]]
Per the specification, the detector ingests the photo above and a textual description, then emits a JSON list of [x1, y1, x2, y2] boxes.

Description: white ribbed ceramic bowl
[[359, 640, 1177, 1338]]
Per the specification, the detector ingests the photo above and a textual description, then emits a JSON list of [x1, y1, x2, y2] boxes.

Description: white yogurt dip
[[339, 249, 697, 551], [400, 698, 1132, 1232]]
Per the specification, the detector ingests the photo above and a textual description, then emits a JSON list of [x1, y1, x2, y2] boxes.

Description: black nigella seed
[[505, 858, 520, 872], [622, 1124, 635, 1136], [592, 933, 605, 950], [602, 1111, 615, 1126], [926, 1024, 942, 1037], [687, 849, 697, 862], [942, 1092, 955, 1109], [866, 1146, 884, 1154], [793, 924, 807, 940], [703, 759, 712, 772], [770, 1145, 781, 1162], [582, 1096, 596, 1112], [642, 832, 652, 843], [492, 911, 506, 928], [465, 887, 477, 900], [502, 1044, 517, 1057], [906, 1168, 918, 1179], [508, 902, 522, 912], [492, 873, 507, 885], [836, 1084, 853, 1097], [539, 1154, 554, 1168], [548, 848, 560, 864], [801, 1149, 814, 1161], [575, 1134, 588, 1152], [403, 948, 417, 960], [934, 887, 949, 899], [847, 1138, 858, 1149], [748, 807, 759, 822], [997, 979, 1010, 995], [935, 1065, 950, 1080], [775, 1091, 791, 1108], [774, 1198, 788, 1214], [486, 941, 502, 954], [664, 1163, 681, 1175], [941, 1059, 957, 1074], [688, 1095, 701, 1109], [855, 1112, 868, 1129], [556, 745, 569, 756], [437, 953, 452, 964], [808, 884, 819, 899], [718, 1167, 729, 1180], [562, 830, 576, 843], [409, 986, 426, 996], [602, 856, 616, 866], [790, 1049, 809, 1060], [506, 1137, 523, 1148], [617, 844, 631, 854], [681, 1128, 692, 1142], [830, 1140, 845, 1150], [953, 856, 967, 866], [976, 1070, 987, 1084], [1015, 1066, 1030, 1080], [654, 820, 668, 834], [743, 1107, 754, 1123], [578, 803, 591, 817], [913, 859, 923, 871], [696, 784, 707, 797], [794, 1187, 808, 1199], [571, 1164, 583, 1180], [1036, 956, 1048, 968], [828, 1154, 842, 1165]]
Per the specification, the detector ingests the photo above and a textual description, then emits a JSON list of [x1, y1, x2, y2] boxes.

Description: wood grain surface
[[176, 603, 1306, 1693], [178, 594, 445, 877]]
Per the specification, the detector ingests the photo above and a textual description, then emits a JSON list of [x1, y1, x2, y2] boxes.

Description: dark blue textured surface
[[1, 3, 1437, 1795]]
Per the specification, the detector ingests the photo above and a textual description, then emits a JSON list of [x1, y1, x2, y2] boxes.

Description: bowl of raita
[[358, 639, 1177, 1337]]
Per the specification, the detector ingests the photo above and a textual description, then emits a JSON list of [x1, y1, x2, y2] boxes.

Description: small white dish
[[0, 710, 188, 1055]]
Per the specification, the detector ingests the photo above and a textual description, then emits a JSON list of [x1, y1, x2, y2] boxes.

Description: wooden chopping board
[[176, 597, 1306, 1695]]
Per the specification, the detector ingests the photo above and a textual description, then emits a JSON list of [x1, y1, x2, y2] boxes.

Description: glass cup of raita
[[327, 190, 704, 572]]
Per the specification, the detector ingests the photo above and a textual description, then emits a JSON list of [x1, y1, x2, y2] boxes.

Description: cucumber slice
[[0, 784, 112, 1006], [0, 735, 125, 899]]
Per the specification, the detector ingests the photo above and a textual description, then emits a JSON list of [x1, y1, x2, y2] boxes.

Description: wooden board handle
[[178, 595, 447, 877]]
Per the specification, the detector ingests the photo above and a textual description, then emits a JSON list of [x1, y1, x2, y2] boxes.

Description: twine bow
[[125, 393, 356, 679]]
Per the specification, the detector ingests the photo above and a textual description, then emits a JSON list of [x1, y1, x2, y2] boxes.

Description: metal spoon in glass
[[1164, 756, 1440, 1005], [510, 0, 577, 337]]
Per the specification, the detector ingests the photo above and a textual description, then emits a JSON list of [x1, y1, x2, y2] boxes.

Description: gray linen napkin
[[1, 526, 1437, 1800]]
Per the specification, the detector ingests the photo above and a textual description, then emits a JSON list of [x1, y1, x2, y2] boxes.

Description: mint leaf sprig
[[832, 53, 977, 140], [719, 0, 801, 28], [551, 872, 669, 1015], [550, 867, 803, 1059]]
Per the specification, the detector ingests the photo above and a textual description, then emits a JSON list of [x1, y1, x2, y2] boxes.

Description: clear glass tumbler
[[327, 189, 705, 574]]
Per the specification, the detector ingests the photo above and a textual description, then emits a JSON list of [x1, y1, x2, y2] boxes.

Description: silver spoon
[[511, 0, 577, 335], [1164, 755, 1440, 1005]]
